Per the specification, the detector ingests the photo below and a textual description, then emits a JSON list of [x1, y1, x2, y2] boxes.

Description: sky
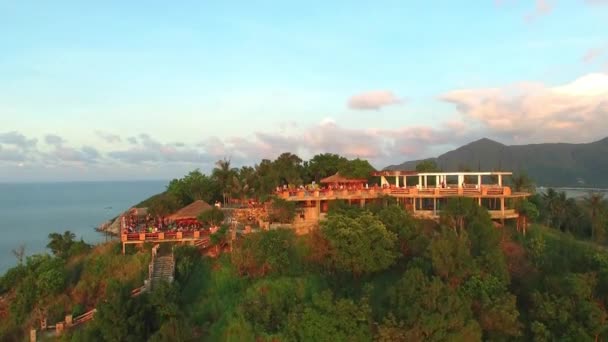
[[1, 0, 608, 182]]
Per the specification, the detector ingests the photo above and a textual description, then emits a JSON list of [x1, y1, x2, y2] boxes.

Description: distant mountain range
[[385, 137, 608, 188]]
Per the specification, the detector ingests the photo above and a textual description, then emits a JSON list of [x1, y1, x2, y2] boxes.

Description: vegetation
[[141, 153, 377, 212], [3, 153, 608, 341]]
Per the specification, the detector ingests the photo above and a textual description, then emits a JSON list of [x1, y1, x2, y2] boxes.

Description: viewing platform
[[280, 170, 530, 222]]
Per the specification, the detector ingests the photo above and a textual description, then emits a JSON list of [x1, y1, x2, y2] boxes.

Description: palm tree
[[212, 158, 237, 206], [583, 192, 607, 242], [515, 200, 539, 235], [511, 172, 535, 193], [542, 189, 568, 231]]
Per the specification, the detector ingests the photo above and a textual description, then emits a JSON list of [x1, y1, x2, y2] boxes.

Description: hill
[[385, 137, 608, 187]]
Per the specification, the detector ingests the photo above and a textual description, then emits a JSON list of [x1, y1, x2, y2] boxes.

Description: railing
[[277, 186, 515, 199], [122, 229, 210, 242]]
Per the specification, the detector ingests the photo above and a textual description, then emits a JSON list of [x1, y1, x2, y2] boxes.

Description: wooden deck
[[278, 186, 529, 201]]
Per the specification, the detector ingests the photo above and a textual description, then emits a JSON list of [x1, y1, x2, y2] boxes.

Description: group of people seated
[[123, 214, 204, 235]]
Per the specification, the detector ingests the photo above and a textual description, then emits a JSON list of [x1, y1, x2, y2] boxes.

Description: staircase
[[150, 254, 174, 290]]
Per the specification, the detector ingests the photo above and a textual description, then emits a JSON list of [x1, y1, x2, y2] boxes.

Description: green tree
[[286, 290, 372, 341], [213, 158, 238, 206], [231, 229, 300, 277], [273, 152, 304, 186], [320, 212, 397, 277], [340, 158, 376, 179], [385, 268, 482, 341], [516, 199, 539, 235], [47, 231, 76, 259], [462, 275, 522, 339], [94, 281, 153, 341], [583, 192, 607, 242], [198, 207, 225, 226], [269, 197, 296, 224], [306, 153, 349, 183], [511, 172, 536, 193]]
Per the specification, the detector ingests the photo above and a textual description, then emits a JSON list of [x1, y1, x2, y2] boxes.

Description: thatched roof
[[167, 200, 212, 220], [320, 172, 367, 184]]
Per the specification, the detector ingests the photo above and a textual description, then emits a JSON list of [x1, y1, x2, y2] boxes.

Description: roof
[[320, 172, 367, 184], [372, 170, 513, 177], [167, 200, 212, 220]]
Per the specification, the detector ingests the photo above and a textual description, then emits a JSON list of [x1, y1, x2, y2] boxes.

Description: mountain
[[385, 137, 608, 187]]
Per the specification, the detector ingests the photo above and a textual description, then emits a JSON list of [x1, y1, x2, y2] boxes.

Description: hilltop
[[386, 137, 608, 187]]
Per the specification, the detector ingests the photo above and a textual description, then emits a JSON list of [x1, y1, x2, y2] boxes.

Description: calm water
[[0, 181, 166, 274]]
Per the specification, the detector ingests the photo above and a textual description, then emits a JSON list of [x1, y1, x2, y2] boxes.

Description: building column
[[477, 175, 481, 188], [433, 198, 437, 216], [500, 197, 505, 217], [424, 175, 427, 188], [316, 200, 321, 217], [360, 198, 366, 208], [381, 176, 388, 186], [413, 197, 417, 212], [418, 175, 422, 187], [395, 176, 400, 187], [435, 175, 439, 187], [498, 175, 503, 186]]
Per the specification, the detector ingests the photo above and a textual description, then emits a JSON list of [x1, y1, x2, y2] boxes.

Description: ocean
[[0, 181, 167, 274]]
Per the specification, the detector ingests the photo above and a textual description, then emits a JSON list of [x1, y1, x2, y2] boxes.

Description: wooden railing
[[277, 186, 514, 199], [122, 230, 210, 242]]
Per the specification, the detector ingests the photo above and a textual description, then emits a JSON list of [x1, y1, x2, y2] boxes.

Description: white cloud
[[347, 90, 402, 110], [441, 73, 608, 143]]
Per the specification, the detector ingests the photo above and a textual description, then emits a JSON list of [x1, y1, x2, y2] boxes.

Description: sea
[[0, 181, 167, 274]]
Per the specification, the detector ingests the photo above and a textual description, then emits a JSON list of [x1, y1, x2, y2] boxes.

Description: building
[[277, 170, 530, 226]]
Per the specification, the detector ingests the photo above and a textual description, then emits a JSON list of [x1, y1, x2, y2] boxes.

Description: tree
[[231, 229, 300, 277], [47, 231, 76, 259], [11, 244, 26, 264], [320, 212, 397, 277], [286, 290, 372, 341], [198, 207, 225, 226], [583, 192, 607, 242], [273, 152, 304, 186], [515, 200, 539, 235], [147, 192, 181, 217], [94, 281, 153, 341], [340, 158, 376, 179], [511, 172, 535, 193], [269, 197, 296, 224], [306, 153, 349, 183], [213, 158, 238, 206], [385, 268, 482, 341], [440, 198, 487, 235], [462, 275, 522, 339], [542, 189, 568, 231]]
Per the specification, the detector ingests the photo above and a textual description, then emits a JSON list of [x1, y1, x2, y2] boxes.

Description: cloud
[[51, 145, 100, 163], [95, 131, 122, 144], [524, 0, 554, 22], [45, 134, 65, 147], [0, 131, 37, 150], [108, 133, 209, 164], [0, 145, 27, 162], [441, 73, 608, 144], [347, 90, 402, 110]]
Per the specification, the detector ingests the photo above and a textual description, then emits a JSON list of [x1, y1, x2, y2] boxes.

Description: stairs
[[150, 254, 174, 289]]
